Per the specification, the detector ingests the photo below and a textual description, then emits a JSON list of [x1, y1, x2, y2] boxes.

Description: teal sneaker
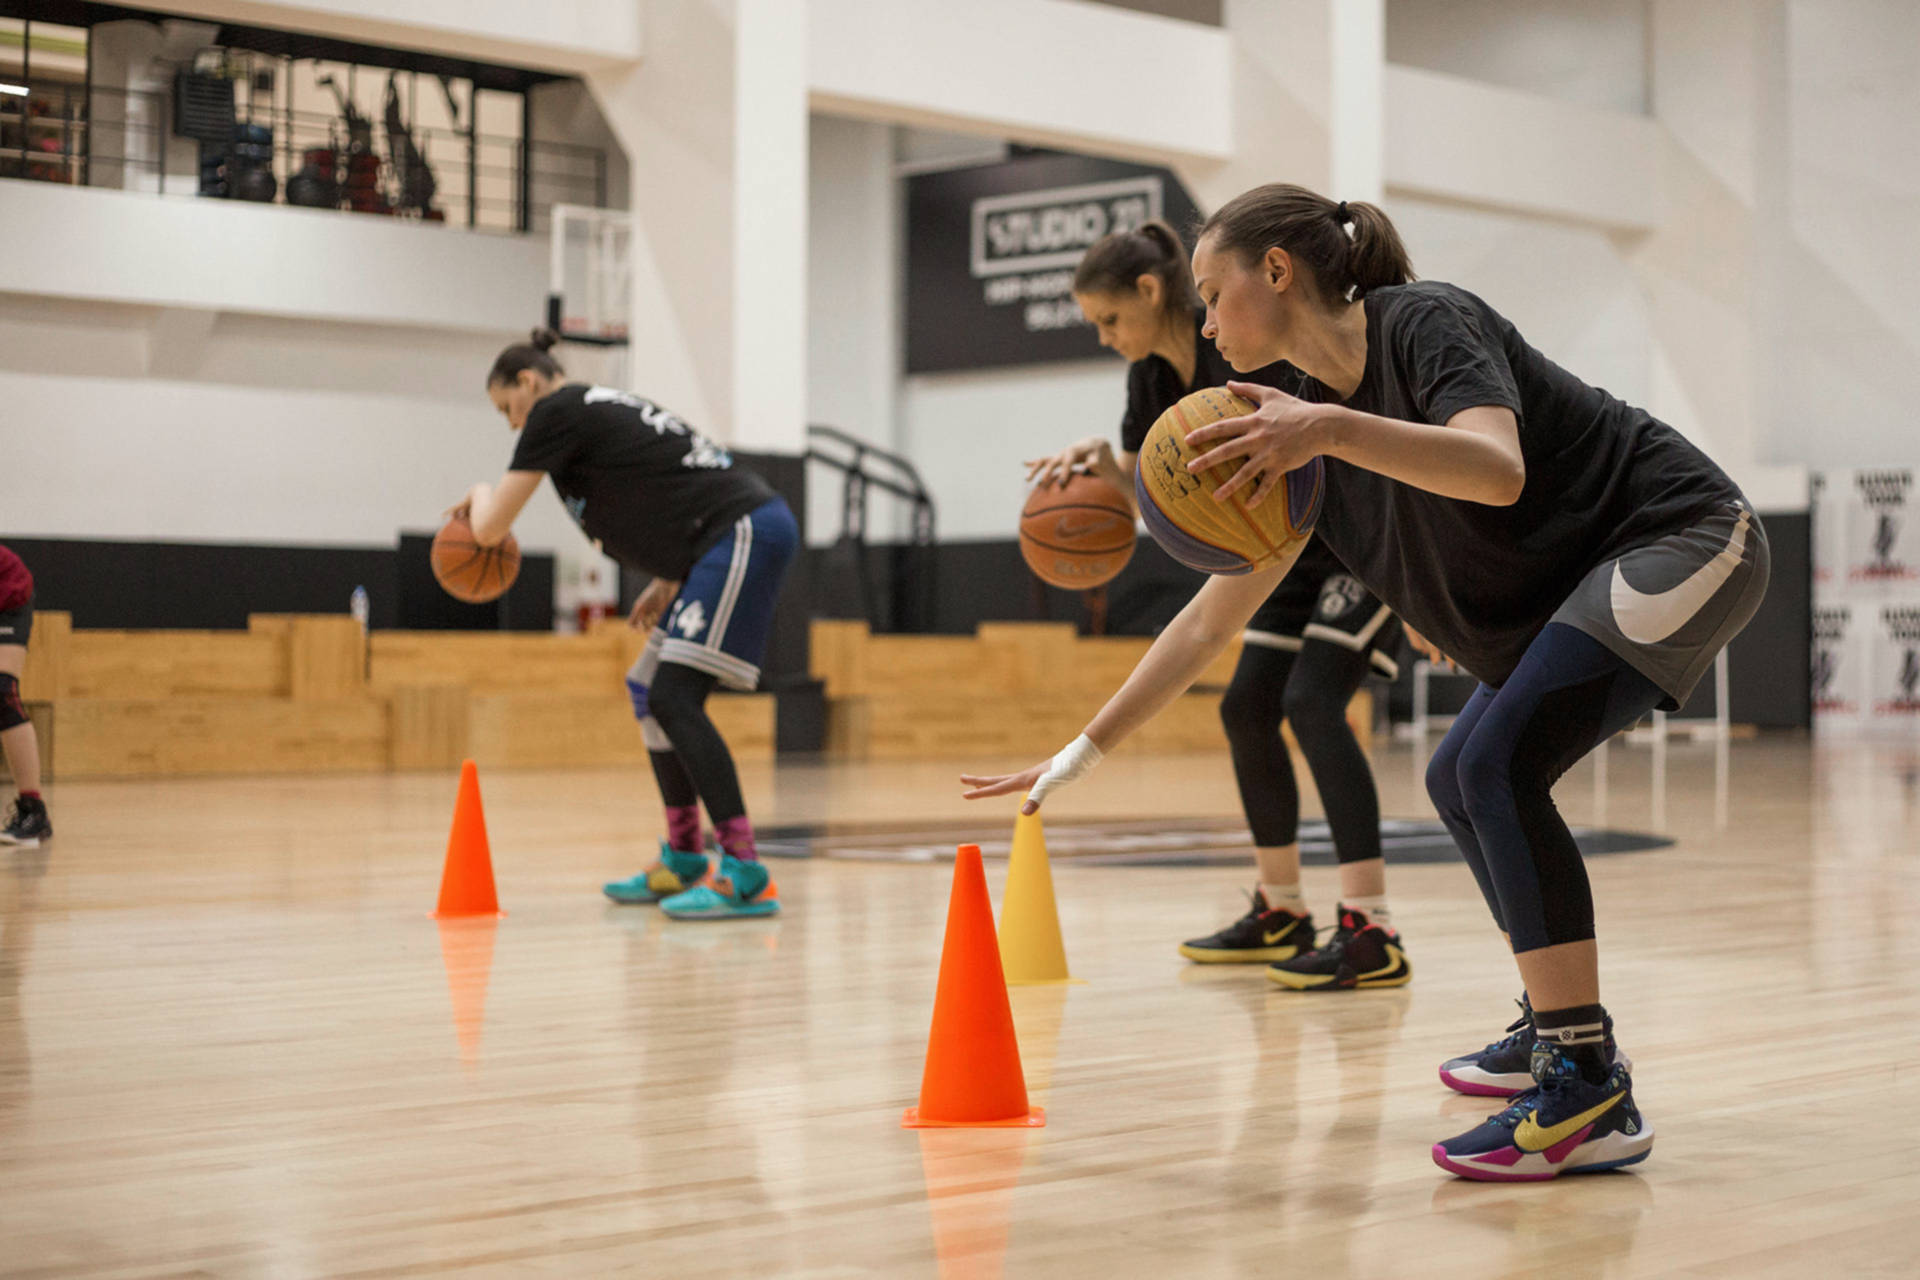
[[603, 842, 710, 905], [660, 855, 780, 919]]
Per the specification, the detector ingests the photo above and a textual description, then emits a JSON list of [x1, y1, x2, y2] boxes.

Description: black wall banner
[[905, 152, 1203, 373]]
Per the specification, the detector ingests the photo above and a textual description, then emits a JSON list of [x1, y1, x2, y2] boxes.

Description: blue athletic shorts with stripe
[[651, 497, 798, 690]]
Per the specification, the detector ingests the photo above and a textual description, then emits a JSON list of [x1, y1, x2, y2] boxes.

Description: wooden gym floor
[[2, 732, 1917, 1278]]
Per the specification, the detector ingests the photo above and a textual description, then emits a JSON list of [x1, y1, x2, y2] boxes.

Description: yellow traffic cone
[[997, 812, 1078, 985]]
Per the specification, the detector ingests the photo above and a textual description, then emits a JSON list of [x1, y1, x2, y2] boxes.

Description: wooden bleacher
[[10, 614, 1370, 780], [17, 612, 773, 779], [809, 619, 1370, 760]]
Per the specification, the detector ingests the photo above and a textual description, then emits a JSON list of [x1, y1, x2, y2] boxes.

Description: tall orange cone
[[433, 759, 504, 918], [998, 811, 1076, 985], [904, 845, 1044, 1128]]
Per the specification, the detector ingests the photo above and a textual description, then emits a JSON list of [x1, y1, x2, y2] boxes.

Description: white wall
[[0, 296, 597, 563], [808, 0, 1231, 166], [806, 114, 899, 545], [1386, 0, 1650, 114], [1769, 0, 1920, 468], [0, 181, 547, 334], [900, 362, 1128, 542]]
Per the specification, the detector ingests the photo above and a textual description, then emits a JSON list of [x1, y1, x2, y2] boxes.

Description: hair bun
[[530, 326, 561, 352]]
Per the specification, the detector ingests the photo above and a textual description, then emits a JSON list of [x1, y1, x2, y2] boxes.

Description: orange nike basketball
[[1134, 387, 1323, 575], [1019, 473, 1137, 590]]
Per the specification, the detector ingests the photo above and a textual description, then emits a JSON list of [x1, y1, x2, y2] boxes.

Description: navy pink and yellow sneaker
[[1432, 1046, 1653, 1181]]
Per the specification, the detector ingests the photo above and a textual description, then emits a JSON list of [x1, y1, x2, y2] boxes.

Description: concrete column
[[1328, 0, 1385, 204], [585, 0, 809, 453], [731, 0, 808, 452]]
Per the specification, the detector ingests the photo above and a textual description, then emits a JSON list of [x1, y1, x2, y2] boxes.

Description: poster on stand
[[1812, 603, 1867, 729], [1843, 469, 1920, 593], [1867, 601, 1920, 732]]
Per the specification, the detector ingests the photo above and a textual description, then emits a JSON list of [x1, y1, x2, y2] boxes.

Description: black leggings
[[1425, 623, 1665, 953], [1218, 639, 1381, 863], [645, 662, 747, 824]]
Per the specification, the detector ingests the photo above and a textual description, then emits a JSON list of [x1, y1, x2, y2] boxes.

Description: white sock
[[1259, 882, 1307, 914], [1344, 894, 1393, 929]]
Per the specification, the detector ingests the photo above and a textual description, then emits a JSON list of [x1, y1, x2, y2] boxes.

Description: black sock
[[1532, 1002, 1612, 1083]]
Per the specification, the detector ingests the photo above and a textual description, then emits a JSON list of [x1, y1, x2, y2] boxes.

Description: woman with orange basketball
[[968, 184, 1767, 1181], [454, 329, 797, 920], [1027, 220, 1409, 990]]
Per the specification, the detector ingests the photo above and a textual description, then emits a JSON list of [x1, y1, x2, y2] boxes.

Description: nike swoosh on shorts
[[1609, 508, 1751, 646]]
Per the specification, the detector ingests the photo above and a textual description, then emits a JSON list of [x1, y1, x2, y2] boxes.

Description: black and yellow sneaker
[[1266, 905, 1411, 990], [1178, 888, 1315, 964]]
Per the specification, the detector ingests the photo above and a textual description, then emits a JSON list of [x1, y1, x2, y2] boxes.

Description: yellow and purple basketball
[[1134, 387, 1324, 575]]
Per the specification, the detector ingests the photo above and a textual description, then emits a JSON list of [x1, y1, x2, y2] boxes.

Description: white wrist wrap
[[1026, 734, 1104, 808]]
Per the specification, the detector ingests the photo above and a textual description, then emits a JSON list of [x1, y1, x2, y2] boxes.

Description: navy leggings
[[1425, 623, 1666, 953]]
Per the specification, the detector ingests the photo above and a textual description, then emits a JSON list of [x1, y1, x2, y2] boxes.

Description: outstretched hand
[[960, 763, 1049, 815], [1183, 381, 1324, 507]]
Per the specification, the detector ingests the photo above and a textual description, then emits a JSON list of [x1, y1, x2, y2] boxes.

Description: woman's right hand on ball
[[1025, 437, 1114, 490]]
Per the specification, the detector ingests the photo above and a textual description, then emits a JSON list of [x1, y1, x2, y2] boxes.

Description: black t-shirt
[[1119, 308, 1347, 581], [509, 384, 775, 580], [1299, 281, 1742, 686]]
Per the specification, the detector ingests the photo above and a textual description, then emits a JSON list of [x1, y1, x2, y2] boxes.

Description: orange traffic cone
[[433, 759, 504, 918], [903, 844, 1045, 1129]]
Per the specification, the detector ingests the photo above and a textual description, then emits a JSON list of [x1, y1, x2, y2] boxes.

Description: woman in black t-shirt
[[456, 329, 797, 920], [1027, 221, 1406, 990], [965, 185, 1767, 1182]]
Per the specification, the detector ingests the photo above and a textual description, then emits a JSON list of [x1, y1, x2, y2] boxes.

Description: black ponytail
[[1072, 218, 1200, 324], [1200, 184, 1414, 304], [487, 326, 566, 388]]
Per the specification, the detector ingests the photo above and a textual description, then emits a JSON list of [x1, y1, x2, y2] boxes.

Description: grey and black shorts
[[1552, 501, 1769, 710]]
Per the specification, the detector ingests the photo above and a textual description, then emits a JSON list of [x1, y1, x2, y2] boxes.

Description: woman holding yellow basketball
[[969, 184, 1767, 1182], [1027, 221, 1408, 991]]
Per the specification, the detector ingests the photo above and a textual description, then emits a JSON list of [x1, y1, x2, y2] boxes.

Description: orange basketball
[[432, 516, 522, 604], [1020, 472, 1136, 590]]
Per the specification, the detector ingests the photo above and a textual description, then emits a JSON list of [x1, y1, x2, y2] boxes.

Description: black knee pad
[[0, 672, 25, 730]]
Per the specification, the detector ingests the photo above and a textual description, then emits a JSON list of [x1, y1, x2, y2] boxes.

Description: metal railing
[[805, 426, 940, 634], [0, 78, 605, 234]]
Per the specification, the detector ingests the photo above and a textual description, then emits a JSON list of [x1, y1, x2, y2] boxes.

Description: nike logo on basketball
[[1609, 508, 1751, 645]]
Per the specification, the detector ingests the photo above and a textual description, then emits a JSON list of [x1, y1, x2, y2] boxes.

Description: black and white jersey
[[509, 383, 775, 580]]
